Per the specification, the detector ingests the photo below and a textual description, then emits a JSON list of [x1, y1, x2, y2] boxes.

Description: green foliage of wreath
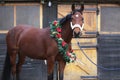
[[50, 20, 76, 63]]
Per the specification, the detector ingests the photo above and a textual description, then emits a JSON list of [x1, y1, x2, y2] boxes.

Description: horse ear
[[80, 3, 84, 12], [71, 4, 75, 11]]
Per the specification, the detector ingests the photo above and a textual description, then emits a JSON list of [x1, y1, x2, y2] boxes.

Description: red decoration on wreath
[[66, 51, 71, 56], [56, 27, 61, 32], [53, 20, 58, 26], [56, 33, 61, 38], [62, 41, 67, 47]]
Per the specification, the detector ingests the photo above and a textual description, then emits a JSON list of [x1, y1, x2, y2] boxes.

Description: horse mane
[[60, 14, 72, 26]]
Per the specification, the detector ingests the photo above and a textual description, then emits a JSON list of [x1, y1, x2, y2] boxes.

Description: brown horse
[[2, 3, 84, 80]]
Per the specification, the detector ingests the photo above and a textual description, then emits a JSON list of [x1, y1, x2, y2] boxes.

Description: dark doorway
[[43, 3, 57, 28]]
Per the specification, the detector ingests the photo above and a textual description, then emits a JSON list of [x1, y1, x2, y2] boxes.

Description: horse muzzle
[[73, 31, 82, 38], [70, 22, 84, 38]]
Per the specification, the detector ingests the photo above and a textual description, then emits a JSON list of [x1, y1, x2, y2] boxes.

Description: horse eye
[[82, 18, 84, 21], [71, 16, 74, 19]]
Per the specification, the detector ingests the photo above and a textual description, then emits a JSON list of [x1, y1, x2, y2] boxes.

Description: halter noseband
[[70, 22, 84, 31]]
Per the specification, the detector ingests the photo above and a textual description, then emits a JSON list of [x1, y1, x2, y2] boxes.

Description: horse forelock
[[71, 9, 83, 15]]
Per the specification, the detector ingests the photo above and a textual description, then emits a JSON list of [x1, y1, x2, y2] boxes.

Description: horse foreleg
[[58, 60, 66, 80], [47, 57, 55, 80]]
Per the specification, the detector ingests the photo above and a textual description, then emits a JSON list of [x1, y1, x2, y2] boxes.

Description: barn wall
[[101, 5, 120, 32], [97, 4, 120, 80], [97, 33, 120, 80], [63, 39, 97, 80], [0, 3, 43, 33], [98, 4, 120, 32], [0, 6, 14, 30]]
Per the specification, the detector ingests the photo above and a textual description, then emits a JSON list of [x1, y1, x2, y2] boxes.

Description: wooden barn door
[[16, 5, 40, 27], [98, 5, 120, 80], [43, 3, 57, 28]]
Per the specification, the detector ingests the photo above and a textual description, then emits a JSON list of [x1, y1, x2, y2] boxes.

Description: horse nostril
[[77, 32, 80, 35], [79, 32, 82, 36], [73, 32, 81, 38]]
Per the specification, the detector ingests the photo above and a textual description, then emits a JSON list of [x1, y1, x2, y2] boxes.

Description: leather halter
[[70, 22, 84, 31]]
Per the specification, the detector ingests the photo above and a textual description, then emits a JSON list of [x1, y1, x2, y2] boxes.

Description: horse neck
[[61, 21, 73, 43]]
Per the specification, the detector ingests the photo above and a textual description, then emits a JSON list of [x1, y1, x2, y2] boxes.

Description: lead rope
[[74, 38, 85, 65], [75, 38, 120, 71], [75, 58, 85, 65]]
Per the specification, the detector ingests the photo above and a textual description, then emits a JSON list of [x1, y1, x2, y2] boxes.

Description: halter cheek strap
[[70, 22, 84, 31]]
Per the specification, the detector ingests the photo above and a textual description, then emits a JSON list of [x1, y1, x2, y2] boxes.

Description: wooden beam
[[40, 4, 43, 29], [1, 0, 120, 4], [14, 5, 16, 26], [0, 30, 8, 33]]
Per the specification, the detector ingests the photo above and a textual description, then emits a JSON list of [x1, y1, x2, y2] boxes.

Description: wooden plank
[[81, 76, 98, 80], [14, 5, 16, 26], [0, 34, 6, 44], [83, 11, 97, 31], [0, 60, 47, 80], [0, 31, 8, 34], [72, 38, 97, 49], [97, 34, 120, 80], [0, 3, 40, 6], [40, 4, 43, 29]]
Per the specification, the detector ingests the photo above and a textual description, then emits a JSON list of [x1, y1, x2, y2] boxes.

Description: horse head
[[71, 3, 84, 38]]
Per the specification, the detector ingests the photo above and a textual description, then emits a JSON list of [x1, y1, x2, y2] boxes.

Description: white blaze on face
[[75, 14, 79, 17]]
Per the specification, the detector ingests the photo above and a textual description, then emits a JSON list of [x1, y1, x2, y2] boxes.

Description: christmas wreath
[[50, 20, 76, 63]]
